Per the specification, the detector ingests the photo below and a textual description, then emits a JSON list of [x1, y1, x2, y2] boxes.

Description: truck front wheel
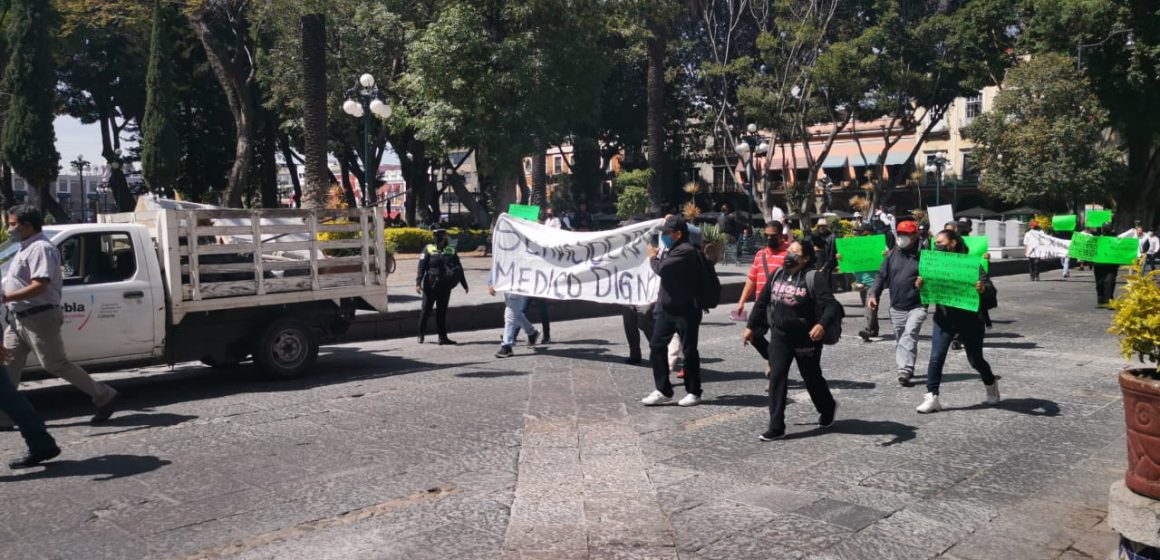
[[254, 317, 319, 379]]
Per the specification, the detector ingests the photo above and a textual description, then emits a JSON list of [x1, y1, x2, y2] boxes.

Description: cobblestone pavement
[[0, 269, 1131, 559]]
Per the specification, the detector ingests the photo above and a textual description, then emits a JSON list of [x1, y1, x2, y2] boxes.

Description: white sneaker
[[678, 393, 702, 407], [916, 392, 942, 414], [985, 382, 1001, 405], [641, 390, 672, 406]]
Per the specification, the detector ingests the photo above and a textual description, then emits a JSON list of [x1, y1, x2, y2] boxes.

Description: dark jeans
[[926, 318, 995, 395], [622, 305, 654, 359], [522, 298, 551, 340], [1094, 264, 1119, 304], [650, 306, 702, 396], [418, 283, 452, 338], [0, 366, 56, 454], [1028, 257, 1041, 280], [750, 325, 770, 360], [767, 330, 834, 433]]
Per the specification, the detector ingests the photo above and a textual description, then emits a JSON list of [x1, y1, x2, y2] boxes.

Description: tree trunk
[[259, 115, 278, 208], [34, 182, 69, 223], [571, 136, 600, 205], [646, 34, 666, 214], [300, 13, 329, 209], [447, 170, 488, 227], [0, 162, 14, 210], [278, 132, 303, 208], [531, 138, 547, 207]]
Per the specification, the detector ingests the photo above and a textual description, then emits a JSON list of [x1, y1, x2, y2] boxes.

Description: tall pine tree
[[2, 0, 66, 221], [141, 0, 180, 197]]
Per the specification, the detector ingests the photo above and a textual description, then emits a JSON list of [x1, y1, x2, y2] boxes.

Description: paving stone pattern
[[0, 269, 1133, 559]]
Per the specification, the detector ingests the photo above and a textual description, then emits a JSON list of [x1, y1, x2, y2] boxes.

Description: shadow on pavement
[[787, 419, 918, 447], [0, 454, 171, 482], [456, 369, 529, 379], [49, 412, 198, 432], [982, 341, 1040, 350], [702, 394, 767, 407], [945, 397, 1061, 417]]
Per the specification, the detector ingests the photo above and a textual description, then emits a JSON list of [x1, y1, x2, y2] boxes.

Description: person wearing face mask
[[734, 222, 788, 368], [1, 206, 120, 429], [743, 240, 841, 440], [416, 229, 469, 345], [641, 216, 706, 407], [868, 220, 927, 386], [914, 230, 1000, 413]]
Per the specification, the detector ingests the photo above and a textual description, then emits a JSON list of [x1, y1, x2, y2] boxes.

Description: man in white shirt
[[1146, 229, 1160, 273], [544, 208, 571, 230]]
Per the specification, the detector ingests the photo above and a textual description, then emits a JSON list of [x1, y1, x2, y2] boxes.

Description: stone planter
[[704, 241, 725, 264], [1122, 369, 1160, 499]]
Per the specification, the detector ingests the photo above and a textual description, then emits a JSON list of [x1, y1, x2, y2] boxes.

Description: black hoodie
[[870, 246, 923, 311]]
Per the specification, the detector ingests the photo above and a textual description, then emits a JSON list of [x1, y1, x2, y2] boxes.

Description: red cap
[[1029, 220, 1038, 228], [896, 221, 918, 234]]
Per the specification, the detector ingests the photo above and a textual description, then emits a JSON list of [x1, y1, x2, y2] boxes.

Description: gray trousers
[[858, 290, 879, 335], [0, 307, 116, 426], [889, 306, 928, 376]]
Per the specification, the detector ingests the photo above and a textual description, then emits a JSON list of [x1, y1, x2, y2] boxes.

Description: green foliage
[[385, 227, 434, 253], [966, 53, 1126, 206], [2, 0, 59, 189], [699, 223, 724, 245], [141, 0, 180, 194], [447, 227, 489, 252], [1109, 262, 1160, 372], [615, 169, 652, 219]]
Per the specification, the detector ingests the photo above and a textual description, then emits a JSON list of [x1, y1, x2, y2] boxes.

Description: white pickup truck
[[0, 206, 389, 378]]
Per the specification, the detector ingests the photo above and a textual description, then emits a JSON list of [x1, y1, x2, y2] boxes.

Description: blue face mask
[[660, 233, 674, 248]]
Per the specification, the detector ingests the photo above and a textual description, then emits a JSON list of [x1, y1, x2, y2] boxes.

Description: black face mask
[[783, 252, 799, 268], [766, 235, 780, 248]]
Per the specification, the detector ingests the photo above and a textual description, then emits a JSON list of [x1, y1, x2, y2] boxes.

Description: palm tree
[[300, 13, 328, 209]]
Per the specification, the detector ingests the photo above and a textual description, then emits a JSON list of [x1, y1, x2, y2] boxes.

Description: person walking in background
[[571, 201, 594, 232], [641, 217, 706, 407], [1, 206, 120, 428], [488, 273, 539, 358], [1024, 220, 1043, 281], [839, 224, 880, 342], [416, 229, 468, 345], [0, 356, 61, 468], [734, 222, 788, 370], [1146, 229, 1159, 273], [868, 220, 927, 387], [743, 240, 841, 441], [915, 230, 1000, 413], [1094, 223, 1121, 308], [718, 204, 742, 259]]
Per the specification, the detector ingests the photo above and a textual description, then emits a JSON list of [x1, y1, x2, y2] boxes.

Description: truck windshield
[[0, 227, 62, 268]]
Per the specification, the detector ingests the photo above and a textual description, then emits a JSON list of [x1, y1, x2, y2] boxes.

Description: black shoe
[[91, 394, 120, 425], [0, 426, 16, 432], [437, 338, 457, 346], [758, 430, 785, 442], [625, 355, 642, 365], [8, 446, 61, 469], [418, 334, 425, 344], [858, 329, 872, 342], [897, 372, 911, 387], [495, 346, 513, 358], [819, 402, 838, 428], [540, 337, 552, 345], [528, 332, 539, 347]]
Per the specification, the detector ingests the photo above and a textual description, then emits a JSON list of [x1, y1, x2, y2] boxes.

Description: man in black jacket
[[416, 229, 469, 344], [641, 216, 706, 407], [868, 220, 928, 386]]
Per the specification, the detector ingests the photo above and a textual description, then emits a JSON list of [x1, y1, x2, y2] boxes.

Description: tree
[[141, 0, 180, 196], [967, 53, 1126, 210], [2, 0, 67, 221], [298, 12, 327, 209]]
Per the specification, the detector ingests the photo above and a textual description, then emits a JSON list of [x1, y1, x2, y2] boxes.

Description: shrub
[[385, 227, 434, 253], [448, 227, 489, 251], [616, 169, 653, 219], [1109, 261, 1160, 375]]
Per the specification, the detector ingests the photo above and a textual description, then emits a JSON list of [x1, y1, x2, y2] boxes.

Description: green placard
[[508, 203, 541, 222], [963, 236, 990, 273], [1068, 232, 1098, 261], [1052, 215, 1077, 232], [835, 235, 887, 273], [1098, 236, 1138, 265], [1086, 209, 1113, 229], [919, 250, 980, 312]]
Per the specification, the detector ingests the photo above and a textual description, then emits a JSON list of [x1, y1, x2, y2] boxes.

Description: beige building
[[919, 85, 1001, 202]]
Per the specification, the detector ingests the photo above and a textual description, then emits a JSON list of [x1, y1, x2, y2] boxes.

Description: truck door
[[56, 231, 157, 362]]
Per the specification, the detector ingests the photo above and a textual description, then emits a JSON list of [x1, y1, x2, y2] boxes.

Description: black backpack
[[804, 269, 844, 345], [695, 251, 722, 310]]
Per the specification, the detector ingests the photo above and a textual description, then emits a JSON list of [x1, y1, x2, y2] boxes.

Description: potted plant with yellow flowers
[[1109, 259, 1160, 499]]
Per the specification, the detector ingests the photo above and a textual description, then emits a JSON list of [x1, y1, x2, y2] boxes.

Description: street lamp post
[[97, 184, 110, 213], [70, 154, 90, 222], [1077, 29, 1134, 71], [342, 73, 392, 208], [734, 123, 769, 226], [925, 154, 949, 207]]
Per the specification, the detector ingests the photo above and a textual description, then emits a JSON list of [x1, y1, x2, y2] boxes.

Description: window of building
[[553, 156, 563, 174], [961, 151, 979, 182], [964, 95, 983, 122]]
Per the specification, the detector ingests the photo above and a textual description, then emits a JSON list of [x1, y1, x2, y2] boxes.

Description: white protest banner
[[928, 204, 954, 231], [1025, 229, 1071, 259], [490, 214, 665, 305]]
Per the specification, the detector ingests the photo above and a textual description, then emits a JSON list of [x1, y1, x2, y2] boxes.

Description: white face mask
[[897, 235, 914, 249]]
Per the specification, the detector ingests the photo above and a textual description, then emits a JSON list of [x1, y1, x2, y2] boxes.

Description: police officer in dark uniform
[[416, 229, 468, 344]]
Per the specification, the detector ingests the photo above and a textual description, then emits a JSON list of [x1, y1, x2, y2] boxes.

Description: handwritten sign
[[1099, 236, 1138, 265], [490, 214, 664, 305], [963, 236, 989, 273], [1052, 215, 1076, 232], [836, 235, 886, 273], [919, 250, 980, 312], [1086, 209, 1113, 229], [508, 204, 541, 222], [1068, 232, 1098, 261]]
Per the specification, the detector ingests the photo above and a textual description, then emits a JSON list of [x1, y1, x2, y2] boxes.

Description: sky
[[54, 114, 401, 171]]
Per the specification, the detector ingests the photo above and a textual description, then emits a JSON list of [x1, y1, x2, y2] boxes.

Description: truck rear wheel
[[254, 317, 318, 379]]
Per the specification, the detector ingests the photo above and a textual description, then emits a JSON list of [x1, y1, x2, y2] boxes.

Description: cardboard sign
[[1068, 232, 1098, 261], [1086, 209, 1113, 229], [963, 236, 990, 273], [928, 204, 954, 232], [1099, 236, 1139, 265], [1052, 215, 1076, 232], [835, 235, 887, 273], [919, 250, 980, 312], [508, 204, 541, 222]]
